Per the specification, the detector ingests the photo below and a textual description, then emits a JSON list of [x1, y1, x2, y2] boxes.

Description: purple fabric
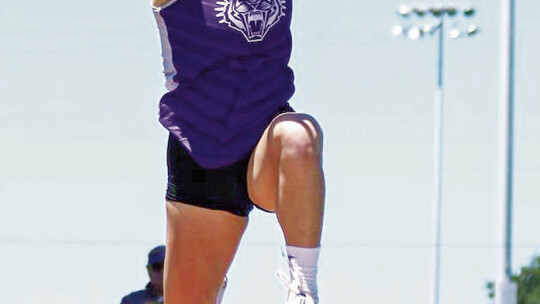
[[154, 0, 295, 168]]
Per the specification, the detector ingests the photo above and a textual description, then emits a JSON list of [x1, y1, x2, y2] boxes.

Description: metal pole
[[431, 19, 444, 304], [495, 0, 517, 303], [392, 6, 479, 304]]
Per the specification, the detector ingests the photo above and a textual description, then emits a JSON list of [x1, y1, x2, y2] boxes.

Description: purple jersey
[[153, 0, 295, 168]]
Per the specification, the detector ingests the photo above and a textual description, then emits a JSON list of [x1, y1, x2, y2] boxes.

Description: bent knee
[[272, 114, 323, 162]]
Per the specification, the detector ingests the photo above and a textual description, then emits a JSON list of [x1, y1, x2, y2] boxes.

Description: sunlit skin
[[247, 113, 325, 248], [153, 0, 171, 7]]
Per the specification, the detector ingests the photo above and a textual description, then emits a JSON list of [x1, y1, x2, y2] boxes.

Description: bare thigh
[[247, 112, 323, 212], [164, 201, 248, 304]]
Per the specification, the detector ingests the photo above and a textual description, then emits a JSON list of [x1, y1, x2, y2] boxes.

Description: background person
[[121, 245, 165, 304]]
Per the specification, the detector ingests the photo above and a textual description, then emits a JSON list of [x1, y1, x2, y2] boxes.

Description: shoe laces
[[277, 256, 318, 304]]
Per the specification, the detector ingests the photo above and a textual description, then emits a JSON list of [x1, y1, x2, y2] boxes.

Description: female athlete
[[151, 0, 325, 303]]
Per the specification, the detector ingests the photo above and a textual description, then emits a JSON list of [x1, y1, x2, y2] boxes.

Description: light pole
[[392, 4, 479, 304], [496, 0, 517, 303]]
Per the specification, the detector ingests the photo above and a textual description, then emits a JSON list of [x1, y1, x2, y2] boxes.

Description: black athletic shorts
[[165, 104, 294, 217]]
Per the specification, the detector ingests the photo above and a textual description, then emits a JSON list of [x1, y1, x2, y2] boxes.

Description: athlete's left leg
[[247, 112, 324, 303], [247, 112, 324, 246]]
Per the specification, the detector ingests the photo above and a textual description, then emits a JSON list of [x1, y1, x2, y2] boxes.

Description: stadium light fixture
[[445, 4, 457, 16], [391, 24, 405, 36], [430, 3, 445, 17], [414, 5, 429, 17], [449, 28, 461, 39], [463, 6, 476, 17], [398, 4, 413, 17], [407, 26, 423, 40], [467, 24, 479, 36]]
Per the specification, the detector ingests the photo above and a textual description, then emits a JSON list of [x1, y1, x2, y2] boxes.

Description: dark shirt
[[153, 0, 295, 168], [121, 283, 163, 304]]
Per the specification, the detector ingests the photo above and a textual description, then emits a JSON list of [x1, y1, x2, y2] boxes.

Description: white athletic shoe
[[215, 276, 227, 304], [277, 257, 319, 304]]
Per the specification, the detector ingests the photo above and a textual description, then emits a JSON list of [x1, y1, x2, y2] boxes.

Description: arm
[[152, 0, 171, 8]]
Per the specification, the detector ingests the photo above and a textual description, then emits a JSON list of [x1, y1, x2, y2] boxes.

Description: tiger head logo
[[215, 0, 287, 42]]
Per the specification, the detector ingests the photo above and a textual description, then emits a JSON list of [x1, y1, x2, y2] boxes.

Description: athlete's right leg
[[164, 201, 248, 304]]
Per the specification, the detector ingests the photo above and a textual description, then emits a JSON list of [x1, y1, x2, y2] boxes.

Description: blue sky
[[1, 0, 539, 303]]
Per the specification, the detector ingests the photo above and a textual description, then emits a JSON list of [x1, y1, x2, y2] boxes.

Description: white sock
[[285, 245, 320, 295]]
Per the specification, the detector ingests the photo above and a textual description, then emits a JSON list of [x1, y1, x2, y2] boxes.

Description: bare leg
[[164, 201, 248, 304], [247, 112, 325, 247]]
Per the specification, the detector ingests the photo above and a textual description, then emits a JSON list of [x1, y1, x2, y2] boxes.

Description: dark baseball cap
[[148, 245, 166, 265]]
